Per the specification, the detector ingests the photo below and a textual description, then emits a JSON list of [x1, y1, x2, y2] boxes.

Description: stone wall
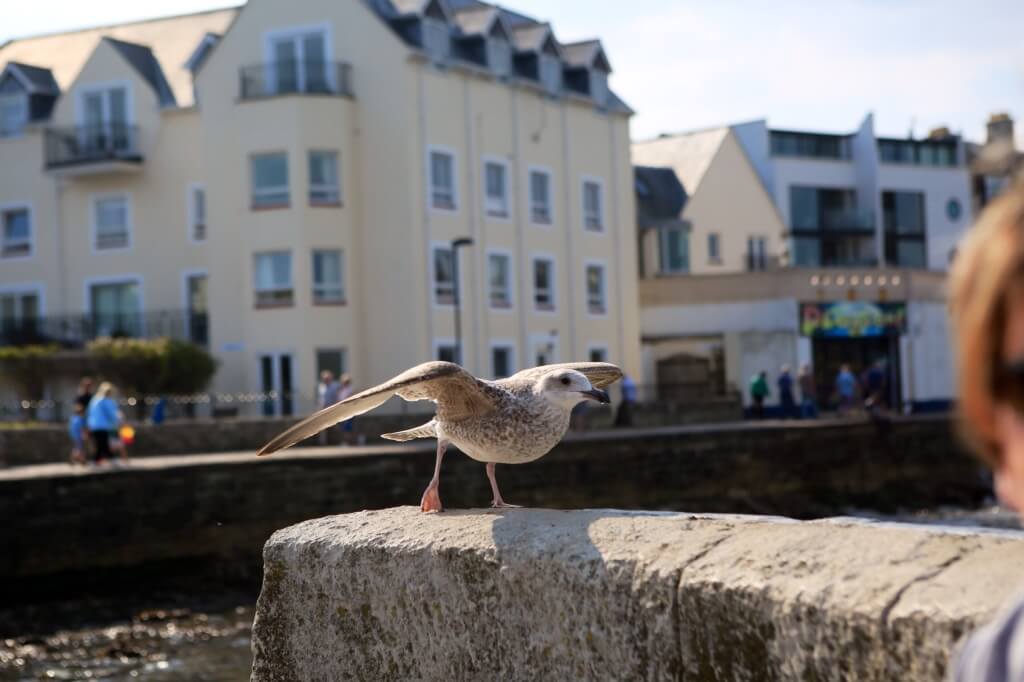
[[0, 398, 742, 467], [0, 417, 989, 583], [251, 508, 1024, 681]]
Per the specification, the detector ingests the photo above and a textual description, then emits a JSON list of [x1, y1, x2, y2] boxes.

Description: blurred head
[[950, 184, 1024, 510], [73, 403, 84, 415], [340, 374, 351, 386], [781, 365, 791, 374], [320, 370, 334, 384], [800, 364, 811, 375], [840, 364, 851, 374], [536, 369, 609, 409], [759, 371, 767, 379], [96, 382, 116, 399], [79, 377, 94, 394]]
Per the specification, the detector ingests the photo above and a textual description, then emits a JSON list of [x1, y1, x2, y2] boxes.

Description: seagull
[[256, 361, 622, 512]]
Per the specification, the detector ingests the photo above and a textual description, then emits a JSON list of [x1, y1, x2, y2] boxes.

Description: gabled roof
[[2, 61, 60, 94], [510, 22, 560, 56], [632, 127, 730, 195], [634, 166, 687, 227], [452, 4, 510, 39], [562, 40, 611, 73], [0, 7, 238, 108], [104, 37, 176, 107], [390, 0, 452, 20]]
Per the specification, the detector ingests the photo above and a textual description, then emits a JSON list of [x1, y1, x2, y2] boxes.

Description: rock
[[250, 508, 1024, 681]]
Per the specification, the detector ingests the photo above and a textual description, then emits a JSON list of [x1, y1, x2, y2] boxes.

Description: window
[[316, 348, 347, 384], [436, 341, 460, 364], [488, 252, 512, 308], [532, 334, 557, 366], [0, 94, 27, 137], [659, 226, 688, 273], [0, 289, 40, 343], [532, 257, 555, 311], [93, 195, 130, 250], [80, 86, 131, 153], [878, 139, 956, 167], [707, 233, 721, 263], [312, 249, 344, 304], [185, 273, 208, 346], [429, 149, 456, 210], [529, 169, 552, 224], [588, 346, 608, 363], [254, 251, 293, 306], [769, 131, 850, 159], [269, 28, 330, 94], [1, 206, 31, 258], [582, 179, 603, 231], [746, 237, 767, 271], [491, 344, 514, 378], [309, 151, 340, 205], [585, 263, 607, 315], [89, 280, 141, 337], [422, 17, 451, 62], [433, 245, 455, 304], [188, 185, 206, 242], [883, 191, 927, 268], [484, 160, 509, 217], [251, 153, 289, 208]]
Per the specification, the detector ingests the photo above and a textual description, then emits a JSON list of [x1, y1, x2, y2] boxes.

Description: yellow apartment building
[[0, 0, 640, 416]]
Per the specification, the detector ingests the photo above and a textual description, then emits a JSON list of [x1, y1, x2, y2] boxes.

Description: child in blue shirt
[[68, 403, 87, 465]]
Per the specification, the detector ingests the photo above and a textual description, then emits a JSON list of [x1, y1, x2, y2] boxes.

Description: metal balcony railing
[[239, 60, 354, 99], [0, 310, 208, 349], [44, 123, 142, 169]]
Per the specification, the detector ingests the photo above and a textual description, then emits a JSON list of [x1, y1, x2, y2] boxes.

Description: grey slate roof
[[634, 166, 687, 227], [104, 37, 177, 107], [562, 40, 610, 72], [510, 22, 554, 53], [5, 61, 60, 93]]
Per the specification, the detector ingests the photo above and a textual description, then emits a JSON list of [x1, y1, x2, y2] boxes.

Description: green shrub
[[87, 337, 218, 397], [0, 345, 59, 400]]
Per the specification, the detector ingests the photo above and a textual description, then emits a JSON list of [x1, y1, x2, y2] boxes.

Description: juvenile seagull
[[257, 361, 622, 512]]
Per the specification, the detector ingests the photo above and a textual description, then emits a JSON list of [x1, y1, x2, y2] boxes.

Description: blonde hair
[[949, 182, 1024, 467], [95, 382, 116, 399]]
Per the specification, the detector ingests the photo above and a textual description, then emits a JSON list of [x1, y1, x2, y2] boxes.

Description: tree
[[0, 345, 58, 420]]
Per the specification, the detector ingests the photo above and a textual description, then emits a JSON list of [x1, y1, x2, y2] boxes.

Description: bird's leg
[[420, 440, 447, 513], [486, 462, 521, 509]]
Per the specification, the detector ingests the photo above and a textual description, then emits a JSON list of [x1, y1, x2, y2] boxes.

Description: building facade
[[0, 0, 641, 416], [633, 115, 972, 411]]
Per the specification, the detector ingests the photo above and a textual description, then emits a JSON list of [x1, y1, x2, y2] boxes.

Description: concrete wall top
[[252, 507, 1024, 681]]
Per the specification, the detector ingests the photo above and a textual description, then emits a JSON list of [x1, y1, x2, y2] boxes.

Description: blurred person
[[614, 374, 636, 427], [317, 370, 340, 444], [338, 374, 357, 444], [749, 371, 769, 419], [798, 364, 818, 419], [75, 376, 95, 414], [948, 185, 1024, 679], [777, 365, 796, 419], [835, 364, 859, 416], [67, 403, 88, 465], [86, 382, 123, 465]]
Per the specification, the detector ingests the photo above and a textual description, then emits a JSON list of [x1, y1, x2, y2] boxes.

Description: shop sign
[[799, 301, 907, 337]]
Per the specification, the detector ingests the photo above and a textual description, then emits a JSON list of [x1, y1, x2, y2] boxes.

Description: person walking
[[749, 371, 769, 419], [798, 364, 818, 419], [835, 364, 859, 416], [863, 359, 888, 413], [317, 371, 341, 444], [86, 382, 123, 465], [777, 365, 796, 419], [614, 374, 637, 427], [337, 374, 357, 444]]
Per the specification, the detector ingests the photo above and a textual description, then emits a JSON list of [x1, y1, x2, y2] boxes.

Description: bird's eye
[[560, 377, 571, 386]]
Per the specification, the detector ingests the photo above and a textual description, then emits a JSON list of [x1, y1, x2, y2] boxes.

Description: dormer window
[[538, 36, 562, 96], [0, 76, 27, 137], [422, 17, 450, 62], [487, 37, 511, 77]]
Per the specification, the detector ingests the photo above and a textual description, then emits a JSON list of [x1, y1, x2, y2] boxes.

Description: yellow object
[[119, 425, 136, 444]]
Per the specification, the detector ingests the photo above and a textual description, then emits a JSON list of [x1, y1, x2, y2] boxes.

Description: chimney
[[987, 112, 1014, 146], [928, 126, 951, 140]]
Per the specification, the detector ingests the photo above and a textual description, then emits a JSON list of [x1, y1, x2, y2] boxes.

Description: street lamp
[[451, 237, 474, 366]]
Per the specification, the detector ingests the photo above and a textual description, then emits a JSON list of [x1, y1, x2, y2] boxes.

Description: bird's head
[[536, 369, 610, 409]]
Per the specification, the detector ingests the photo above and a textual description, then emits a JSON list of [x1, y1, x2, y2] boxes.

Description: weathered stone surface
[[251, 508, 1024, 682]]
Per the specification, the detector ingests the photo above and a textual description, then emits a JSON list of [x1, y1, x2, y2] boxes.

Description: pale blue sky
[[4, 0, 1022, 143]]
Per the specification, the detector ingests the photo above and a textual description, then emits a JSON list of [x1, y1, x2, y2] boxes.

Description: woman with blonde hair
[[948, 183, 1024, 679], [86, 382, 123, 465]]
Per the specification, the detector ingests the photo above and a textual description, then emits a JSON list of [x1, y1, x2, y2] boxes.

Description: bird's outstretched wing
[[257, 362, 497, 456], [506, 362, 624, 389]]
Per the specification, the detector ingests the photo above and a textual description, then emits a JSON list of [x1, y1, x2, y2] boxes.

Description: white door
[[260, 353, 295, 417]]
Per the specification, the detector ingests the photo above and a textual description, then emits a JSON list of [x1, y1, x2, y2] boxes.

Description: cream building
[[0, 0, 640, 416]]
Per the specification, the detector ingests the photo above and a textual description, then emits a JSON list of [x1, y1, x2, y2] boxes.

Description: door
[[81, 87, 129, 152], [260, 353, 295, 416], [90, 281, 140, 338], [185, 274, 208, 346], [811, 336, 901, 410], [270, 31, 328, 93]]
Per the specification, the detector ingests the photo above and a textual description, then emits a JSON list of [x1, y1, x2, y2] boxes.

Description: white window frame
[[531, 253, 557, 313], [489, 340, 517, 379], [90, 192, 132, 253], [253, 251, 294, 307], [482, 156, 511, 219], [431, 242, 456, 307], [587, 343, 609, 364], [433, 337, 460, 365], [308, 149, 341, 205], [486, 248, 514, 311], [187, 183, 206, 243], [529, 332, 559, 366], [659, 225, 689, 274], [584, 259, 608, 317], [311, 248, 345, 304], [250, 152, 290, 209], [84, 274, 144, 336], [0, 282, 45, 322], [74, 80, 134, 128], [581, 176, 604, 232], [528, 165, 554, 226], [427, 145, 458, 212], [0, 202, 33, 259], [262, 23, 335, 93]]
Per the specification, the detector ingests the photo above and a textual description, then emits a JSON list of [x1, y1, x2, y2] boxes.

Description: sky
[[4, 0, 1022, 143]]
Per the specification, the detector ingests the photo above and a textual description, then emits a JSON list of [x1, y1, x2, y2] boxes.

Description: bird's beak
[[581, 388, 611, 404]]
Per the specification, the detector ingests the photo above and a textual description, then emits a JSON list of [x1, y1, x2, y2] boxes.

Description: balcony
[[239, 60, 354, 100], [0, 310, 209, 349], [44, 124, 143, 176]]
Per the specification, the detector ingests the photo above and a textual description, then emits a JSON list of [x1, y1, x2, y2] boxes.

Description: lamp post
[[451, 237, 474, 366]]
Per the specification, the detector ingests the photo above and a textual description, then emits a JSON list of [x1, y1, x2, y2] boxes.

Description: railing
[[44, 123, 142, 169], [239, 60, 354, 99], [0, 310, 208, 349]]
